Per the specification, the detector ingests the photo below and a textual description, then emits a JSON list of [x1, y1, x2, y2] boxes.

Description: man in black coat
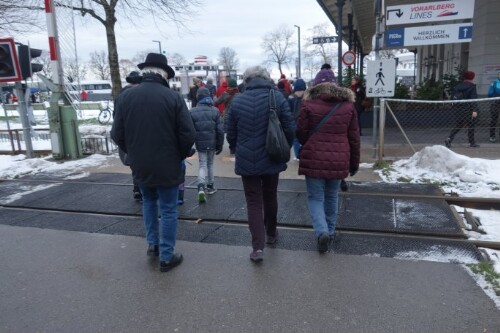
[[111, 53, 196, 272]]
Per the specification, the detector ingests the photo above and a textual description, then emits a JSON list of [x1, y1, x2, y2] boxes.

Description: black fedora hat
[[126, 71, 141, 84], [138, 53, 175, 79]]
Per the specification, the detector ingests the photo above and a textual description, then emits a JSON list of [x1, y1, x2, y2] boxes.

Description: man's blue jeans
[[305, 177, 341, 238], [140, 185, 179, 262]]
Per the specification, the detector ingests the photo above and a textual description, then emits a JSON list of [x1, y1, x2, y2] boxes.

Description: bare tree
[[0, 0, 42, 34], [119, 58, 136, 79], [218, 47, 239, 70], [18, 0, 201, 98], [302, 50, 322, 81], [63, 58, 87, 83], [89, 51, 110, 80], [132, 49, 157, 64], [168, 53, 186, 66], [261, 25, 295, 75], [305, 23, 338, 65]]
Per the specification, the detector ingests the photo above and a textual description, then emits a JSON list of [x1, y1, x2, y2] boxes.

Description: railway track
[[1, 177, 499, 250]]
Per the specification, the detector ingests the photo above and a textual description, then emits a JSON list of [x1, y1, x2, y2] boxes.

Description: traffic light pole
[[14, 81, 34, 158]]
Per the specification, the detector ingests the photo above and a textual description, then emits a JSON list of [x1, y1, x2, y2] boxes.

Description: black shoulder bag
[[266, 89, 291, 163], [299, 102, 343, 158]]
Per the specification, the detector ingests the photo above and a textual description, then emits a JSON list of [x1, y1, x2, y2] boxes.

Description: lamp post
[[336, 0, 345, 84], [152, 40, 162, 54], [294, 25, 301, 79]]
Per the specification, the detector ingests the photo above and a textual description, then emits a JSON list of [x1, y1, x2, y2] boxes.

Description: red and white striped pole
[[44, 0, 64, 85]]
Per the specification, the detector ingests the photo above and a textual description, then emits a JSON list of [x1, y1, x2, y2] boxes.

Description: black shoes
[[469, 143, 480, 148], [317, 232, 330, 254], [159, 253, 183, 272], [266, 231, 278, 245], [147, 244, 159, 257], [340, 180, 349, 192]]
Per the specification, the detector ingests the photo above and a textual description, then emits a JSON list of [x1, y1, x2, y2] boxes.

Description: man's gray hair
[[243, 66, 271, 83], [141, 67, 169, 80]]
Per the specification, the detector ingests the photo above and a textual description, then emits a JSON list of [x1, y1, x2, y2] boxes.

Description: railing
[[81, 136, 118, 155], [0, 129, 117, 156], [0, 128, 51, 154], [379, 97, 500, 159]]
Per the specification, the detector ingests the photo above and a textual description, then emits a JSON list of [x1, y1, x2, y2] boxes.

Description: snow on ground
[[0, 153, 113, 180], [379, 145, 500, 279], [378, 145, 500, 198]]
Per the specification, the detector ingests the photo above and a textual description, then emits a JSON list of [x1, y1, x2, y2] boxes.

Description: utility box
[[59, 105, 82, 159]]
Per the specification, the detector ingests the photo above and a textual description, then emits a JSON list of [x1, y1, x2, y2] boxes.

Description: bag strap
[[269, 89, 277, 112], [310, 102, 343, 137]]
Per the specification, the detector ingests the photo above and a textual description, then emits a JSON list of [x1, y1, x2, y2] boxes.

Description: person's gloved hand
[[187, 148, 196, 157], [349, 167, 358, 177], [215, 148, 222, 155]]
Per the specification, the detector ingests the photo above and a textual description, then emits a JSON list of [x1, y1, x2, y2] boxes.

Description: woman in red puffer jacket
[[296, 68, 360, 253]]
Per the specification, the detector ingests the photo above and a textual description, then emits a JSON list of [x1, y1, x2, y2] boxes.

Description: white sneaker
[[489, 136, 496, 143]]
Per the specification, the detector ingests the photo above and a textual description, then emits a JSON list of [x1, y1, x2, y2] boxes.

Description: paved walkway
[[1, 224, 500, 333], [1, 144, 500, 332]]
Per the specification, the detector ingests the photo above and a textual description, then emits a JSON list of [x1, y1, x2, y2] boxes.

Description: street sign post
[[342, 51, 356, 66], [366, 59, 396, 97], [386, 23, 472, 48], [312, 36, 338, 44], [386, 0, 474, 26]]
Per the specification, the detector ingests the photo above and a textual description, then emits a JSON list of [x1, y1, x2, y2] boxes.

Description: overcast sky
[[14, 0, 337, 79]]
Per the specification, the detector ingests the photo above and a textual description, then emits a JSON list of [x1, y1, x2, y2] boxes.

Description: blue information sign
[[385, 28, 405, 48]]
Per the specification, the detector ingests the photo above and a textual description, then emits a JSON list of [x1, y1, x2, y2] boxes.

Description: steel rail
[[1, 205, 500, 251], [2, 177, 499, 210]]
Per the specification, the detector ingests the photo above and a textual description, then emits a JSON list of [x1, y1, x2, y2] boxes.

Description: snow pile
[[0, 154, 112, 179], [379, 145, 500, 198]]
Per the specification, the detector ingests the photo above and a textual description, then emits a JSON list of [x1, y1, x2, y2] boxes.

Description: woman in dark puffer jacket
[[226, 66, 295, 263], [296, 68, 360, 253]]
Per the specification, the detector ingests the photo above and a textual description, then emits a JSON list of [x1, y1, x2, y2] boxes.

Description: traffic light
[[18, 44, 43, 80], [0, 38, 22, 83]]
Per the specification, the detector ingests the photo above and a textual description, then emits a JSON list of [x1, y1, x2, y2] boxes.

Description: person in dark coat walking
[[111, 53, 196, 272], [296, 68, 360, 253], [289, 78, 306, 160], [116, 71, 143, 201], [191, 87, 224, 203], [350, 76, 366, 136], [225, 66, 295, 262], [445, 71, 479, 148], [205, 77, 217, 97], [188, 77, 204, 108]]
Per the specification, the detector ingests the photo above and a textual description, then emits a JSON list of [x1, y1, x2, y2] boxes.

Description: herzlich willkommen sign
[[386, 23, 473, 48]]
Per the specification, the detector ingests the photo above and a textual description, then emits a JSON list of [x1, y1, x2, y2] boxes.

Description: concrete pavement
[[1, 224, 500, 333]]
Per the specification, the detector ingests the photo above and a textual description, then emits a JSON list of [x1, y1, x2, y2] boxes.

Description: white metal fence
[[379, 97, 500, 159]]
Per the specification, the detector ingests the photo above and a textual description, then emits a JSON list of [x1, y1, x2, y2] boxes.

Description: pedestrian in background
[[296, 68, 360, 253], [350, 76, 366, 136], [191, 87, 224, 203], [289, 78, 306, 160], [225, 65, 295, 263], [188, 77, 204, 108], [111, 53, 196, 272], [279, 73, 292, 95], [487, 71, 500, 142], [445, 71, 479, 148], [205, 77, 217, 97], [215, 80, 228, 114]]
